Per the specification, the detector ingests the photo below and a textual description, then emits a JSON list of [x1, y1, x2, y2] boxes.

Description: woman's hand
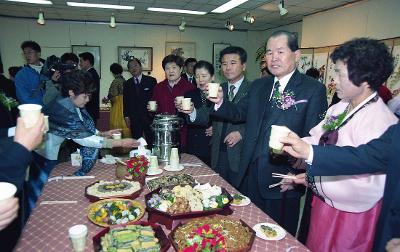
[[280, 173, 307, 192], [113, 138, 140, 148], [0, 197, 19, 231], [100, 129, 122, 138]]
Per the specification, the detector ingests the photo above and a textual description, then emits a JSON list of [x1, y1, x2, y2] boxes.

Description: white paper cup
[[175, 96, 184, 104], [269, 125, 291, 154], [68, 224, 87, 252], [0, 182, 17, 201], [148, 101, 157, 111], [182, 98, 191, 111], [112, 132, 122, 139], [170, 148, 179, 169], [149, 155, 159, 170], [208, 83, 220, 98], [18, 104, 42, 128]]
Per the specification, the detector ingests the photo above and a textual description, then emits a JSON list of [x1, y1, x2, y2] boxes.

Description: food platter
[[231, 194, 251, 207], [145, 174, 196, 192], [92, 221, 171, 252], [87, 199, 145, 227], [85, 180, 143, 202], [253, 222, 286, 241]]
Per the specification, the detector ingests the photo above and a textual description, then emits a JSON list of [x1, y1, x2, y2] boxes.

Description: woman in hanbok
[[282, 38, 398, 252]]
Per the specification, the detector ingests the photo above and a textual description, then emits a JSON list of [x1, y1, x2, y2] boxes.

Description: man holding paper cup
[[201, 31, 327, 235]]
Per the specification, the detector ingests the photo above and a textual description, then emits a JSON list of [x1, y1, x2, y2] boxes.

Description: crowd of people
[[0, 30, 399, 251]]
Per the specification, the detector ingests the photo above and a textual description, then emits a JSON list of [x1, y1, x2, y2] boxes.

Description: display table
[[15, 154, 309, 252]]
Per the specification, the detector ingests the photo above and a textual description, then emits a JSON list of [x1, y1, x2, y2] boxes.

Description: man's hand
[[175, 98, 194, 114], [205, 126, 213, 136], [224, 131, 242, 147], [205, 84, 224, 105], [14, 115, 45, 151], [281, 132, 310, 159], [0, 197, 19, 231], [114, 138, 140, 148], [102, 129, 122, 138], [51, 70, 61, 82], [280, 173, 307, 192], [386, 238, 400, 252]]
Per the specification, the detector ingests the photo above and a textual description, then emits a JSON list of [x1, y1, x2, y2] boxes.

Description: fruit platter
[[92, 221, 171, 252], [170, 215, 255, 252], [85, 180, 142, 202], [146, 174, 196, 192], [87, 199, 145, 227]]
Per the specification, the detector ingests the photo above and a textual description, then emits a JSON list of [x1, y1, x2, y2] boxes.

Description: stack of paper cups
[[269, 125, 291, 154], [149, 155, 159, 172], [68, 224, 87, 252], [169, 148, 179, 169]]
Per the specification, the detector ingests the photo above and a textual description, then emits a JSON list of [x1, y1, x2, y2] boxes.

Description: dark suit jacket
[[123, 74, 157, 125], [181, 73, 196, 86], [0, 74, 18, 128], [86, 68, 100, 120], [193, 79, 252, 174], [310, 123, 400, 252], [213, 70, 327, 198]]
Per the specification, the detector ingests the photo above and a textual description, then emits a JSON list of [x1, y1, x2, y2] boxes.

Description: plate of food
[[87, 199, 145, 227], [145, 174, 196, 192], [164, 164, 184, 172], [92, 221, 171, 252], [231, 194, 251, 206], [253, 222, 286, 241], [170, 215, 255, 252], [85, 180, 142, 202], [146, 168, 163, 176]]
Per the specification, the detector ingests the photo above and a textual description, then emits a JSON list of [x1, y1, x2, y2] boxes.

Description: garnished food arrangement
[[260, 224, 278, 238], [146, 174, 196, 192], [87, 199, 144, 227], [232, 194, 246, 205], [171, 216, 255, 252], [100, 224, 161, 252], [147, 184, 230, 214], [86, 180, 141, 200]]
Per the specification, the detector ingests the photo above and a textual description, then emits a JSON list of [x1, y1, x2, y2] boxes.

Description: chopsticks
[[48, 175, 95, 182], [40, 200, 78, 205], [271, 173, 297, 180]]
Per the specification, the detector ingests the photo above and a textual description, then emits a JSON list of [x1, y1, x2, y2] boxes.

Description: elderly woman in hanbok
[[282, 38, 398, 252]]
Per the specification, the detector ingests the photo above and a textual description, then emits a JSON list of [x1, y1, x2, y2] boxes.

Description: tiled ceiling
[[0, 0, 362, 31]]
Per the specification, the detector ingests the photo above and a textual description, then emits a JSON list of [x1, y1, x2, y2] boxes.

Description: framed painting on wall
[[213, 43, 231, 74], [72, 45, 101, 77], [165, 42, 196, 60], [118, 46, 153, 71], [297, 48, 313, 74]]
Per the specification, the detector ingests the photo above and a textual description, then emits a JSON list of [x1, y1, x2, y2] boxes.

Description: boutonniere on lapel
[[272, 90, 307, 110], [322, 110, 347, 131], [0, 92, 18, 111]]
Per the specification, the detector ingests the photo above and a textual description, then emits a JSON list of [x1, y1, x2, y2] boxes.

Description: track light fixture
[[109, 14, 116, 28], [278, 0, 288, 16], [37, 11, 45, 25], [243, 12, 255, 24], [178, 18, 186, 32], [225, 21, 234, 31]]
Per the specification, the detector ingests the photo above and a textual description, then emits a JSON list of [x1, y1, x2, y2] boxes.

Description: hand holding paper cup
[[68, 224, 87, 252], [18, 104, 42, 128], [148, 101, 157, 112], [175, 96, 184, 104], [182, 98, 192, 111], [208, 83, 220, 98], [0, 182, 17, 201], [112, 132, 122, 139], [269, 125, 291, 154]]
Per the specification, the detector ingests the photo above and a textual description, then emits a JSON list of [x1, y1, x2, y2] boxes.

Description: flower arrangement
[[0, 92, 18, 111], [182, 224, 227, 252], [272, 89, 307, 110], [126, 155, 149, 179], [322, 110, 347, 131]]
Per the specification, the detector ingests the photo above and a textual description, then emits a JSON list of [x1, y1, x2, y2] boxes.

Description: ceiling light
[[5, 0, 52, 4], [178, 18, 186, 32], [225, 21, 234, 31], [66, 2, 134, 10], [147, 7, 206, 15], [109, 14, 116, 28], [212, 0, 249, 13], [278, 0, 288, 16], [243, 12, 255, 24], [37, 11, 45, 25]]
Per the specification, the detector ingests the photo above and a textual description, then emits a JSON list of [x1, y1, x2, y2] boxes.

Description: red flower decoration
[[183, 224, 227, 252], [126, 155, 149, 177]]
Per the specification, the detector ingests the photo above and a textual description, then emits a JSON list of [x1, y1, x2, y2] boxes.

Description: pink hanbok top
[[303, 94, 398, 212]]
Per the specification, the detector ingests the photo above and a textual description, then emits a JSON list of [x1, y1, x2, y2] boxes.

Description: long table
[[15, 154, 309, 251]]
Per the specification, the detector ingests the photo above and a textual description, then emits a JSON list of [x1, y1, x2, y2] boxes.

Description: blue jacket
[[15, 66, 47, 105]]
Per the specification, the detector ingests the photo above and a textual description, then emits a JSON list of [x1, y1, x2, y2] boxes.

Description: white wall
[[301, 0, 400, 47], [0, 16, 262, 100]]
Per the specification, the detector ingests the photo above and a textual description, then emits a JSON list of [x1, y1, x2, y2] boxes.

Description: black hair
[[194, 60, 215, 76], [61, 52, 79, 64], [162, 54, 184, 70], [184, 58, 197, 66], [127, 58, 142, 69], [78, 52, 94, 65], [330, 38, 394, 91], [21, 40, 41, 52], [8, 66, 22, 78], [110, 63, 123, 75], [60, 70, 96, 97], [269, 30, 299, 52], [305, 67, 320, 80], [219, 46, 247, 64]]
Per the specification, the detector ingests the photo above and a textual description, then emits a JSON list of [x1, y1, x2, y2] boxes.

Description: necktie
[[228, 85, 236, 101], [135, 77, 139, 85], [273, 81, 281, 95]]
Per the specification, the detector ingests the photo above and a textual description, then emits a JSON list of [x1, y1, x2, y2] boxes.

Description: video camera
[[41, 55, 77, 78]]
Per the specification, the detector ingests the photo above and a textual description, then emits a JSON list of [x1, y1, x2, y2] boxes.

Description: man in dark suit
[[281, 122, 400, 252], [123, 58, 157, 146], [181, 58, 197, 86], [79, 52, 100, 125], [207, 31, 327, 235]]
